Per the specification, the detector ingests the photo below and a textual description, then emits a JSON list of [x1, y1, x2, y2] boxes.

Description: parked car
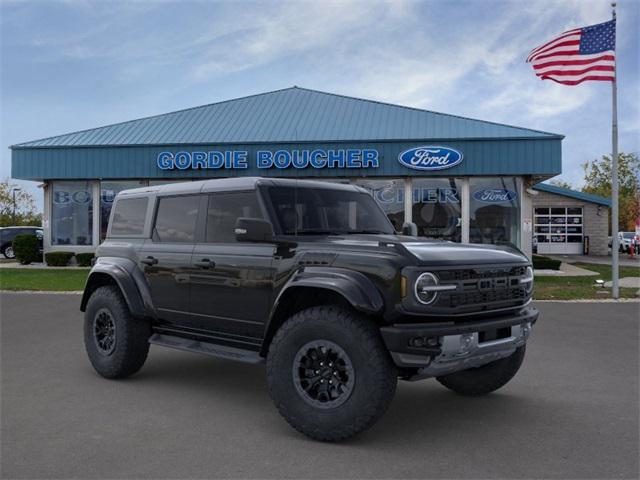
[[619, 232, 636, 252], [81, 178, 537, 441], [0, 226, 43, 259]]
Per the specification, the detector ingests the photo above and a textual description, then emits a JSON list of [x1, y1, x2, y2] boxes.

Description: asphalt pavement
[[1, 293, 638, 479]]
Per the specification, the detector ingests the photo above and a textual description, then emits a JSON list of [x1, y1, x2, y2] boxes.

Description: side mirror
[[401, 222, 418, 236], [234, 217, 274, 243]]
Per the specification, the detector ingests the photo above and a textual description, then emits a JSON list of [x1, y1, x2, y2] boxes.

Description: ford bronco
[[81, 177, 537, 441]]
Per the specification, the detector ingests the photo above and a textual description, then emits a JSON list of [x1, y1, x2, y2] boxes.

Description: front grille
[[448, 286, 527, 308], [438, 266, 526, 282], [431, 265, 530, 310]]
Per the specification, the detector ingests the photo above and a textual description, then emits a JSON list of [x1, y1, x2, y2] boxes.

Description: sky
[[1, 0, 638, 211]]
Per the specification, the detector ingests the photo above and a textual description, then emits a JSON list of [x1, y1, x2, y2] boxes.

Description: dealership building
[[10, 86, 611, 258]]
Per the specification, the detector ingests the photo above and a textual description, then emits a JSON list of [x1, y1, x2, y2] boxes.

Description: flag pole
[[611, 1, 619, 298]]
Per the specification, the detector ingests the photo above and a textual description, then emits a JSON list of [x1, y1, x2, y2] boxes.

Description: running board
[[149, 333, 264, 364]]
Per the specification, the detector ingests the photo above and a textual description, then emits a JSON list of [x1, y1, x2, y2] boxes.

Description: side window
[[154, 195, 200, 243], [110, 198, 148, 236], [206, 192, 262, 243]]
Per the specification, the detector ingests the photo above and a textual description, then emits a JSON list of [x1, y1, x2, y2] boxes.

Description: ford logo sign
[[473, 189, 518, 203], [398, 146, 463, 171]]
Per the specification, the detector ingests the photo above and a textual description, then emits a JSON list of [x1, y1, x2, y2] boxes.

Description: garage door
[[535, 207, 583, 254]]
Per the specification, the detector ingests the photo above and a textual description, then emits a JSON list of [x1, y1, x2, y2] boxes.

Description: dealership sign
[[473, 189, 518, 203], [398, 146, 463, 171], [156, 149, 380, 170]]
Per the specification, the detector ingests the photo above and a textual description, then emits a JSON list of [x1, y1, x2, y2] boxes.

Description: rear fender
[[80, 257, 155, 319]]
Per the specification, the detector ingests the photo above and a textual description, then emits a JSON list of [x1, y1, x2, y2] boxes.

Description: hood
[[302, 234, 528, 266], [401, 241, 528, 266]]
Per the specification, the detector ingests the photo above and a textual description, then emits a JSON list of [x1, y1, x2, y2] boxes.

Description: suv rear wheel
[[436, 345, 526, 396], [84, 286, 150, 379], [266, 305, 397, 442]]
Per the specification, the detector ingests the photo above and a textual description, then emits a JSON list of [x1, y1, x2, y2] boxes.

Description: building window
[[469, 177, 521, 248], [352, 179, 405, 231], [100, 181, 147, 240], [412, 178, 462, 241], [153, 195, 200, 243], [51, 181, 93, 246]]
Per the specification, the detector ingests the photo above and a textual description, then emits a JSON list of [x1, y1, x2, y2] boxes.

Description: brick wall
[[532, 191, 609, 255]]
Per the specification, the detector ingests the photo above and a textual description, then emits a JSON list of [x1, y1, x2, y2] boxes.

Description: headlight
[[414, 272, 440, 305], [519, 266, 534, 294]]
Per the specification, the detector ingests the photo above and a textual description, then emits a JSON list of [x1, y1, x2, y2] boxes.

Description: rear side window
[[110, 198, 148, 236], [206, 192, 262, 243], [154, 195, 200, 243]]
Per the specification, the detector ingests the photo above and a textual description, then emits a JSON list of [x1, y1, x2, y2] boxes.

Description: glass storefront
[[100, 181, 146, 240], [412, 178, 462, 241], [353, 179, 404, 231], [469, 177, 520, 248], [51, 181, 93, 245]]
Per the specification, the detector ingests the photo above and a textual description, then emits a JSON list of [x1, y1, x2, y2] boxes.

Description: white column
[[461, 178, 470, 243], [519, 177, 533, 259], [404, 177, 413, 224], [92, 181, 101, 248]]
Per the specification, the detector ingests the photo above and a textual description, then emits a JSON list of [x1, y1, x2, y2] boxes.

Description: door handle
[[140, 256, 158, 266], [193, 259, 215, 269]]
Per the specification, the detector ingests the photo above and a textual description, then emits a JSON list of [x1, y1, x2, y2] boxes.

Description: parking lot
[[1, 293, 638, 479]]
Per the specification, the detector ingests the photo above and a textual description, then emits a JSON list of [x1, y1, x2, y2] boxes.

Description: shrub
[[45, 251, 74, 267], [532, 255, 562, 270], [12, 234, 40, 265], [75, 252, 95, 267]]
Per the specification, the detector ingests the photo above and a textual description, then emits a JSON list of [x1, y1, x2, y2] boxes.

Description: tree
[[549, 178, 573, 189], [0, 180, 42, 227], [582, 152, 640, 232]]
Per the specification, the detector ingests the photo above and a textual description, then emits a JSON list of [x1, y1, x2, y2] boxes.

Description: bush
[[75, 252, 95, 267], [45, 251, 74, 267], [532, 255, 562, 270], [12, 234, 40, 265]]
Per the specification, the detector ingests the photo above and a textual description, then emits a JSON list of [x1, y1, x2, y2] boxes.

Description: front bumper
[[380, 306, 538, 379]]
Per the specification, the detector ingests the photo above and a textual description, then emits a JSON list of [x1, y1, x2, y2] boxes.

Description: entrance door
[[189, 191, 275, 345], [138, 194, 201, 325], [534, 207, 583, 254]]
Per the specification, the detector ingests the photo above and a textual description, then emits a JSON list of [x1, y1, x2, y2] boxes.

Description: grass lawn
[[534, 262, 640, 300], [0, 268, 89, 291]]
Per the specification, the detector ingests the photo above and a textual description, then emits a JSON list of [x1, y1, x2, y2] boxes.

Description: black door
[[139, 194, 202, 326], [189, 191, 275, 346]]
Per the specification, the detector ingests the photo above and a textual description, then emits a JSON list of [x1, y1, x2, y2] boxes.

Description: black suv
[[0, 226, 43, 258], [81, 178, 537, 441]]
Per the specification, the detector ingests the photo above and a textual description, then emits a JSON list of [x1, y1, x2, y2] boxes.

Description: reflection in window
[[412, 178, 461, 241], [469, 177, 520, 248], [352, 179, 404, 231], [51, 182, 93, 246], [154, 195, 200, 243], [100, 181, 146, 240], [206, 192, 262, 243]]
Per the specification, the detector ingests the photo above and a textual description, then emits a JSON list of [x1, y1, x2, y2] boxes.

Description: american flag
[[527, 19, 616, 85]]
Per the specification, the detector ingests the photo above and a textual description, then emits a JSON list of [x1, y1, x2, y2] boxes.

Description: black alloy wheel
[[293, 340, 355, 409], [93, 308, 117, 356]]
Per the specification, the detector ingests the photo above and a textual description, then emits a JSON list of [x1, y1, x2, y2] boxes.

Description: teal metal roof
[[12, 86, 562, 148], [533, 183, 611, 206]]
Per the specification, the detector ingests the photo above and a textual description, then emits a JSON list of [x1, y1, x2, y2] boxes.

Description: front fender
[[272, 266, 384, 318], [80, 257, 154, 318]]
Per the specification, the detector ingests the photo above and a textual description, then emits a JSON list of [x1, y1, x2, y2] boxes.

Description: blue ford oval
[[398, 146, 463, 171], [473, 189, 518, 202]]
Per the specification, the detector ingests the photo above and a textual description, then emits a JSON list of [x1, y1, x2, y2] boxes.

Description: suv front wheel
[[266, 305, 397, 442], [84, 286, 151, 379]]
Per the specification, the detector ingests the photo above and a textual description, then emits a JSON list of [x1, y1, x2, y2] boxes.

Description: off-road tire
[[84, 286, 150, 379], [266, 305, 397, 442], [436, 345, 526, 396]]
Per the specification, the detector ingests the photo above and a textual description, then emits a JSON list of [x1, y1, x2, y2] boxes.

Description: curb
[[0, 290, 83, 295]]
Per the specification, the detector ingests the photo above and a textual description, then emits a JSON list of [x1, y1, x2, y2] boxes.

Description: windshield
[[265, 186, 395, 235], [622, 232, 634, 239]]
